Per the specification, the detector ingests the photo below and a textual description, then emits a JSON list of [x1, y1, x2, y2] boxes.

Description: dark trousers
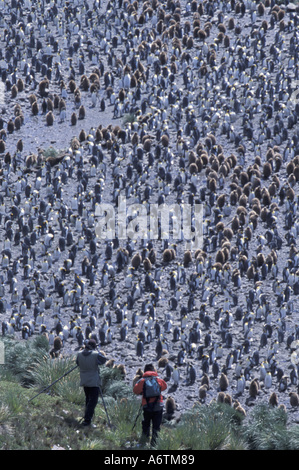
[[142, 407, 163, 445], [83, 387, 99, 424]]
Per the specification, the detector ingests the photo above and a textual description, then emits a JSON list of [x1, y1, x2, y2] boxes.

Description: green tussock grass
[[122, 113, 137, 125], [1, 337, 299, 450], [154, 401, 248, 451]]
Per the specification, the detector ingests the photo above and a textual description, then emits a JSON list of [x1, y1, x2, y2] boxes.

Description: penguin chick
[[71, 112, 77, 126], [201, 373, 210, 389], [249, 379, 259, 398], [115, 363, 126, 377], [278, 404, 287, 414], [158, 356, 168, 369], [269, 392, 278, 407], [219, 372, 229, 391], [105, 359, 115, 368], [289, 392, 299, 408], [132, 374, 141, 387], [217, 391, 226, 403], [49, 336, 63, 358], [165, 396, 176, 416], [53, 336, 63, 350], [131, 252, 142, 269], [224, 393, 232, 406], [163, 248, 175, 262], [31, 101, 39, 115], [234, 403, 246, 417], [143, 257, 152, 271], [199, 384, 208, 402], [135, 367, 144, 378], [183, 250, 192, 267], [78, 105, 85, 120], [46, 111, 54, 126]]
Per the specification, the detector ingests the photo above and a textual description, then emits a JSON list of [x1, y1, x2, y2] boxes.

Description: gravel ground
[[0, 0, 299, 422]]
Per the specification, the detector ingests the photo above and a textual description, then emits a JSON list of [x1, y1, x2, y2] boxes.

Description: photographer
[[76, 339, 107, 427]]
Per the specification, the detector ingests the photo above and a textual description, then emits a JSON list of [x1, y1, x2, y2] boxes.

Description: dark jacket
[[76, 349, 107, 387], [133, 371, 167, 409]]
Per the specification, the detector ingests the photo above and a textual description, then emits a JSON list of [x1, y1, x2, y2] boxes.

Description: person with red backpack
[[133, 363, 167, 447]]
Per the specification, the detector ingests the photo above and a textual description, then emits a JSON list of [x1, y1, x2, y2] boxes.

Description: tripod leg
[[132, 403, 143, 431], [99, 385, 112, 428], [28, 365, 78, 402]]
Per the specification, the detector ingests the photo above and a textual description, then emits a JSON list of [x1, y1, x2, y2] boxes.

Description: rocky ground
[[1, 0, 299, 423]]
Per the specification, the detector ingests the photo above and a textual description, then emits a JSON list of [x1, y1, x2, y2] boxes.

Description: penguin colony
[[0, 0, 299, 418]]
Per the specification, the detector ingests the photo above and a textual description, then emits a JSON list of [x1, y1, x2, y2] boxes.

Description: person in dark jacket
[[76, 339, 107, 427], [133, 363, 167, 446]]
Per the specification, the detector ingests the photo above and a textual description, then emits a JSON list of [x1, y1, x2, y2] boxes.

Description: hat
[[86, 339, 97, 350]]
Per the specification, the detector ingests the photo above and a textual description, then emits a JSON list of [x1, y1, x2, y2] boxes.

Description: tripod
[[28, 365, 78, 402]]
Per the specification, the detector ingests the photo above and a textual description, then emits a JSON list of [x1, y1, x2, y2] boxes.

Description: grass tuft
[[1, 338, 299, 450]]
